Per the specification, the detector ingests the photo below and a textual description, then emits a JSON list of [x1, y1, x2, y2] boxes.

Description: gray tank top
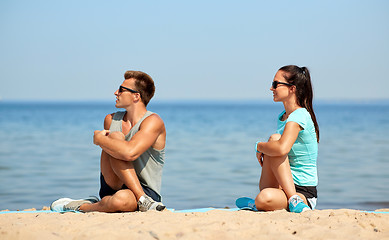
[[109, 111, 165, 197]]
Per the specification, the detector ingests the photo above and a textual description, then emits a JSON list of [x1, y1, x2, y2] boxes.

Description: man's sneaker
[[50, 196, 99, 212], [288, 195, 311, 213], [137, 194, 166, 212]]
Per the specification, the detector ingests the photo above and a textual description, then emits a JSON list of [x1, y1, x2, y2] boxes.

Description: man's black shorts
[[99, 173, 161, 202]]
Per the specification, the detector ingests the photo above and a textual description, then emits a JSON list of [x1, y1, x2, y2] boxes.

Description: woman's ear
[[290, 85, 297, 94]]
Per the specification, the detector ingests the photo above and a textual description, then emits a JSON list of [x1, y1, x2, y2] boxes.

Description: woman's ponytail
[[279, 65, 320, 142]]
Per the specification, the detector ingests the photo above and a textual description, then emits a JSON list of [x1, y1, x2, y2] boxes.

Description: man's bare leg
[[50, 131, 165, 213], [100, 145, 145, 201], [80, 189, 138, 212], [77, 147, 141, 212], [106, 132, 144, 193], [80, 132, 163, 212]]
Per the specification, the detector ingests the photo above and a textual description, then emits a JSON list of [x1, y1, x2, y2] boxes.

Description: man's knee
[[268, 133, 281, 142], [108, 131, 125, 140], [110, 190, 137, 212]]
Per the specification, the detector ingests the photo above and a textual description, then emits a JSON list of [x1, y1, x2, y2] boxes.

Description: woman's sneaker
[[235, 197, 258, 211], [288, 195, 311, 213], [50, 196, 99, 212], [137, 195, 166, 212]]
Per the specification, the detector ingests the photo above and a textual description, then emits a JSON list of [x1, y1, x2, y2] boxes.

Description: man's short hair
[[124, 71, 155, 106]]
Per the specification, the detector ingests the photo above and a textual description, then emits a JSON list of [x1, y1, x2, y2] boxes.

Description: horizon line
[[1, 98, 389, 105]]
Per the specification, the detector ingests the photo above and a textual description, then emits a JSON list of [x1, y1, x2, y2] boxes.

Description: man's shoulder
[[141, 112, 165, 129], [103, 112, 123, 130], [104, 112, 116, 122], [105, 111, 126, 121], [145, 112, 164, 124]]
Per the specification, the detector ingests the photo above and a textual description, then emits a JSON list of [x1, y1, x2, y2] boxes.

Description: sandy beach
[[1, 208, 388, 240]]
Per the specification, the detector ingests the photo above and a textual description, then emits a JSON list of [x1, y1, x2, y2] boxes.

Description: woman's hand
[[256, 152, 264, 167]]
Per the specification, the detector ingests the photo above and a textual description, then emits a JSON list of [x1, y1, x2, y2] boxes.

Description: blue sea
[[0, 100, 388, 211]]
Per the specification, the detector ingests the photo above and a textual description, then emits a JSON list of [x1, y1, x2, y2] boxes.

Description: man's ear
[[133, 92, 142, 103]]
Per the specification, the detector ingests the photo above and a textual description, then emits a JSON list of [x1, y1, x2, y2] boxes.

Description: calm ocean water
[[0, 101, 388, 211]]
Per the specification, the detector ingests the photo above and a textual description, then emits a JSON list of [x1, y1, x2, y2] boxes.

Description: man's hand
[[93, 130, 110, 145]]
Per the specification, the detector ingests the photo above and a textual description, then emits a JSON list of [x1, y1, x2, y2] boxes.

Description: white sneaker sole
[[50, 197, 99, 212], [50, 198, 73, 212]]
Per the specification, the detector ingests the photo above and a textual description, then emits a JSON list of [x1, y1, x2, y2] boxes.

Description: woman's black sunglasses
[[272, 81, 294, 89]]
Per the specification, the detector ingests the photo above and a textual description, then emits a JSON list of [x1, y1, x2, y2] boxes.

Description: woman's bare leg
[[255, 134, 300, 211]]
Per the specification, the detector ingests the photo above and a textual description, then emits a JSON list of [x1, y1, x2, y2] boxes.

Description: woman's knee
[[268, 133, 281, 142], [255, 189, 274, 208], [255, 188, 287, 211]]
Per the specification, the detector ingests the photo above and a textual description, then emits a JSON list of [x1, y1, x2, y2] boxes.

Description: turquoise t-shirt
[[276, 108, 318, 186]]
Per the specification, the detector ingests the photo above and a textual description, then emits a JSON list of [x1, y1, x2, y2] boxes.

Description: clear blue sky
[[1, 0, 388, 102]]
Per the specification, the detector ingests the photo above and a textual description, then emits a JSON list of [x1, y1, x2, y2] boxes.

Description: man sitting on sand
[[51, 70, 166, 212]]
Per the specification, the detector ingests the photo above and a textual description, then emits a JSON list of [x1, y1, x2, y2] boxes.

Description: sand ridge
[[1, 208, 388, 239]]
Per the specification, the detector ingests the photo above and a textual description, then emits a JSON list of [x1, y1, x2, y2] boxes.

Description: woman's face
[[271, 70, 293, 102]]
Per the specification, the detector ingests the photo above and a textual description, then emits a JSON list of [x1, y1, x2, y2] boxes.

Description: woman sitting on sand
[[238, 65, 319, 213]]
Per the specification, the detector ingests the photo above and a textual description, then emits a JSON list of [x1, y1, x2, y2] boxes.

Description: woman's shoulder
[[290, 108, 310, 118], [287, 108, 311, 125], [294, 107, 309, 114]]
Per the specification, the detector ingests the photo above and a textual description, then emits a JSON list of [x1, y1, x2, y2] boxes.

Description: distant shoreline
[[1, 99, 389, 106]]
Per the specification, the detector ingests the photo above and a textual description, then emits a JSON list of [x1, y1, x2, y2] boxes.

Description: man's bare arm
[[94, 114, 165, 161]]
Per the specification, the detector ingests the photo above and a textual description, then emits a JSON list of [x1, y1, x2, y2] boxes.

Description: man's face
[[114, 78, 139, 108]]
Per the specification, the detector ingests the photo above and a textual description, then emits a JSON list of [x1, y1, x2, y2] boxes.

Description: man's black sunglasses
[[119, 86, 139, 94], [272, 81, 294, 89]]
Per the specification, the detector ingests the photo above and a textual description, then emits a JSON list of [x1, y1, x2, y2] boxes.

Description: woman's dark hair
[[279, 65, 320, 142]]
